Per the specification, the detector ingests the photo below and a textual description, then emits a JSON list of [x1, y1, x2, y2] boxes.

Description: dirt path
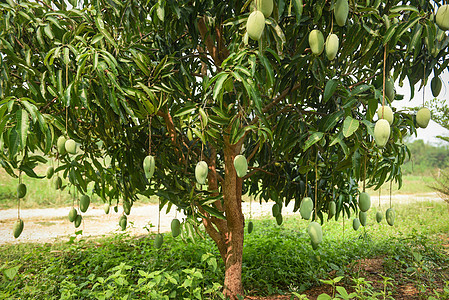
[[0, 193, 441, 245]]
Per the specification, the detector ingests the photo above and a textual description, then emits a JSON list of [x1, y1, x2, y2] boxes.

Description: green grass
[[366, 174, 437, 195], [1, 200, 448, 299]]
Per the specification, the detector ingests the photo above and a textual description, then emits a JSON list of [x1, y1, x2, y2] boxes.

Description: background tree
[[1, 0, 448, 298]]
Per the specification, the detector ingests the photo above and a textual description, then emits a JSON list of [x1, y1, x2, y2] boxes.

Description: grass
[[366, 174, 437, 195], [0, 200, 448, 299]]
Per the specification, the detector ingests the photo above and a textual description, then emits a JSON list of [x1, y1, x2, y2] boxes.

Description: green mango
[[65, 139, 77, 155], [300, 197, 314, 220], [334, 0, 349, 26], [46, 166, 54, 179], [309, 29, 324, 55], [376, 106, 394, 125], [374, 119, 390, 148], [53, 176, 62, 190], [233, 155, 248, 178], [328, 201, 336, 219], [272, 203, 280, 217], [57, 136, 67, 155], [80, 195, 90, 213], [307, 222, 323, 245], [436, 5, 449, 31], [416, 107, 431, 128], [171, 218, 181, 237], [104, 203, 110, 214], [246, 11, 265, 41], [353, 218, 360, 231], [13, 219, 24, 238], [359, 211, 367, 226], [143, 155, 155, 180], [358, 192, 371, 212], [123, 200, 131, 215], [195, 161, 208, 185], [386, 208, 395, 226], [17, 183, 27, 199], [119, 215, 127, 230], [385, 77, 395, 101], [154, 233, 164, 249], [325, 33, 339, 60], [431, 76, 442, 97], [68, 207, 77, 222], [74, 215, 82, 228], [376, 211, 383, 223], [257, 0, 273, 18], [247, 221, 254, 234], [276, 213, 283, 225]]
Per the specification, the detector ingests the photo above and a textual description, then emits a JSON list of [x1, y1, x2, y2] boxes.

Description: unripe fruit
[[154, 233, 164, 249], [376, 211, 383, 223], [276, 213, 283, 225], [334, 0, 349, 26], [431, 76, 442, 97], [416, 107, 431, 128], [65, 139, 77, 155], [17, 183, 27, 198], [234, 155, 248, 178], [376, 106, 394, 125], [74, 215, 82, 228], [80, 195, 90, 213], [57, 136, 67, 155], [46, 166, 54, 179], [436, 5, 449, 31], [143, 155, 155, 180], [272, 203, 280, 217], [123, 200, 131, 215], [104, 203, 110, 214], [195, 161, 208, 185], [53, 176, 62, 190], [247, 221, 254, 234], [257, 0, 273, 18], [246, 11, 265, 41], [300, 197, 314, 220], [386, 208, 395, 226], [359, 211, 367, 226], [328, 201, 336, 219], [325, 34, 339, 60], [385, 77, 395, 101], [309, 30, 324, 55], [358, 192, 371, 212], [13, 219, 24, 238], [119, 215, 127, 230], [68, 207, 77, 222], [307, 222, 323, 245], [353, 218, 360, 230], [171, 218, 181, 237], [374, 119, 390, 148]]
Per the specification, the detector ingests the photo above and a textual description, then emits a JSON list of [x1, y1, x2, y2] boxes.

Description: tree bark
[[222, 141, 245, 299]]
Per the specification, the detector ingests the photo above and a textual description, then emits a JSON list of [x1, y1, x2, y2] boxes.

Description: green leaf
[[201, 205, 226, 220], [16, 109, 29, 150], [303, 132, 324, 151], [342, 116, 359, 138], [213, 73, 229, 100], [3, 265, 21, 280], [174, 105, 196, 117], [323, 79, 338, 103]]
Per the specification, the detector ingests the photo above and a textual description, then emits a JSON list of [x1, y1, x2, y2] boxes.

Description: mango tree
[[0, 0, 447, 298]]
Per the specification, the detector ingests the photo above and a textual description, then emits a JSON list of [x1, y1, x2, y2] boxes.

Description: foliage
[[1, 200, 448, 298]]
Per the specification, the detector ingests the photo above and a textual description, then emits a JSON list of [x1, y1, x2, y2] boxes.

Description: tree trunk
[[222, 142, 245, 299]]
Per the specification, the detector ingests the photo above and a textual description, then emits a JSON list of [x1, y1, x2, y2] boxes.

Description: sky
[[393, 71, 449, 145]]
